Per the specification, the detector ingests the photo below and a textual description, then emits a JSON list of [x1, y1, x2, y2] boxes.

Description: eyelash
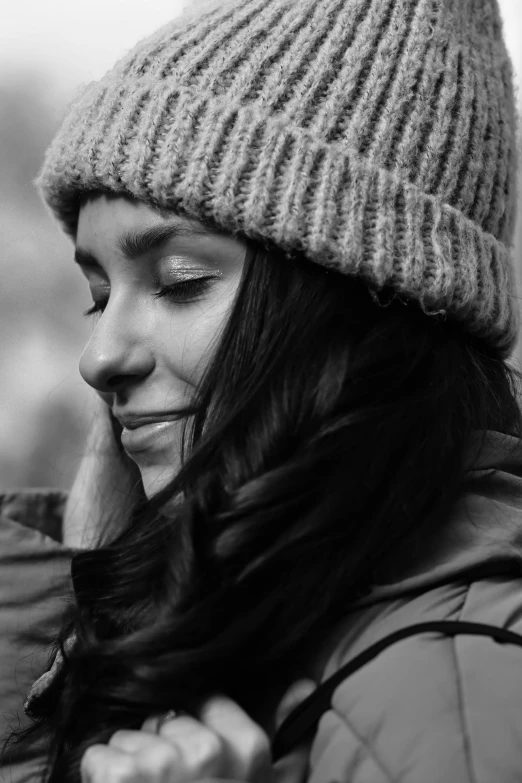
[[82, 278, 214, 317]]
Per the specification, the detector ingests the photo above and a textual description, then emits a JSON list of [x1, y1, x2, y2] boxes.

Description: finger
[[121, 717, 226, 781], [141, 709, 188, 734], [198, 695, 272, 782], [141, 714, 162, 734], [141, 713, 215, 749], [109, 727, 175, 754], [80, 743, 136, 783], [275, 679, 317, 732]]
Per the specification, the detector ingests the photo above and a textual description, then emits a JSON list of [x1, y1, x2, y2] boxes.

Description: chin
[[142, 470, 176, 499], [132, 459, 179, 499]]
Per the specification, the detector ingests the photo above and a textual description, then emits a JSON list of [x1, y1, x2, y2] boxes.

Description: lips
[[115, 412, 184, 430], [119, 419, 182, 453], [114, 412, 185, 454]]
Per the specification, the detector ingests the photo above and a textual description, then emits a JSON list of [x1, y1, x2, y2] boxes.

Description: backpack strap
[[271, 558, 522, 762]]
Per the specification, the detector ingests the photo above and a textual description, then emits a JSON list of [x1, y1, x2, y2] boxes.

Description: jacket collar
[[347, 429, 522, 610], [304, 430, 522, 684]]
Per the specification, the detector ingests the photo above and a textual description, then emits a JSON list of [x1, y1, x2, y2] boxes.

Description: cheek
[[97, 391, 113, 406], [161, 296, 233, 384]]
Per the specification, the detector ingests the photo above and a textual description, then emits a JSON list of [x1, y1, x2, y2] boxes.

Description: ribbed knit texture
[[36, 0, 520, 355]]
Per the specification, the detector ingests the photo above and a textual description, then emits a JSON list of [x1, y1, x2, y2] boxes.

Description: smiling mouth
[[114, 412, 184, 430], [119, 418, 182, 453]]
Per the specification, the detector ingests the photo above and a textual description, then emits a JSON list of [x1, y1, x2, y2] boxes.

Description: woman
[[4, 0, 522, 780]]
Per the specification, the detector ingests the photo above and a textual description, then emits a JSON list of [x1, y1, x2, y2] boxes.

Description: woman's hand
[[80, 679, 317, 783]]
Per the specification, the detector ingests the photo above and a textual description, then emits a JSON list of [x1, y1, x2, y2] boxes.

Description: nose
[[79, 298, 154, 394]]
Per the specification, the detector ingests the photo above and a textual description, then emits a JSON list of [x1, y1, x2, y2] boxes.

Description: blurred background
[[1, 1, 521, 490]]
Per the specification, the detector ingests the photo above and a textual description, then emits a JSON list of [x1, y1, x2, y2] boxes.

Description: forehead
[[75, 192, 247, 265], [77, 192, 227, 238]]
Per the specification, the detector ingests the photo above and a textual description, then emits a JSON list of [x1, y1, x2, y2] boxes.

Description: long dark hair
[[10, 234, 522, 781]]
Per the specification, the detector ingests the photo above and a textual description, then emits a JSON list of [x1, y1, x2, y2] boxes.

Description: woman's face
[[75, 194, 247, 497]]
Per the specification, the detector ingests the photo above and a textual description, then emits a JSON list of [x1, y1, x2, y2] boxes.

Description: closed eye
[[82, 277, 216, 318], [153, 277, 215, 304]]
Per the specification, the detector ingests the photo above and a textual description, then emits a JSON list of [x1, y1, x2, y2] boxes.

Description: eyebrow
[[74, 221, 226, 267]]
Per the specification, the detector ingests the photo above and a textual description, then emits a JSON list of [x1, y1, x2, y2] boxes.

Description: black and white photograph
[[1, 1, 522, 781]]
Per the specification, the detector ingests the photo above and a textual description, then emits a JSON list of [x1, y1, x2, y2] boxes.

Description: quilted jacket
[[3, 429, 522, 782]]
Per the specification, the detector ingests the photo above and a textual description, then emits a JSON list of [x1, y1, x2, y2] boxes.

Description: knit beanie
[[36, 0, 520, 356]]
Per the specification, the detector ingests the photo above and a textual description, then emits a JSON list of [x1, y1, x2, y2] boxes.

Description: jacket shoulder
[[308, 578, 522, 783], [0, 487, 68, 543], [0, 489, 73, 781]]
